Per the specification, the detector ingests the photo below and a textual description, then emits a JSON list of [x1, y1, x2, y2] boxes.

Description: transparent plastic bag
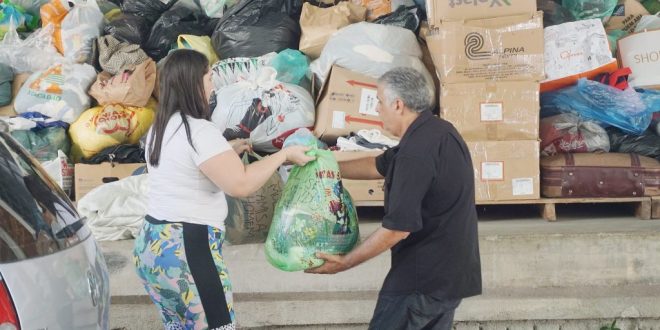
[[541, 79, 655, 135], [60, 0, 105, 63], [635, 13, 660, 32], [562, 0, 617, 21], [270, 49, 309, 86], [10, 126, 70, 162], [0, 0, 39, 39], [225, 152, 283, 245], [540, 113, 610, 156], [0, 20, 66, 73], [265, 131, 358, 271]]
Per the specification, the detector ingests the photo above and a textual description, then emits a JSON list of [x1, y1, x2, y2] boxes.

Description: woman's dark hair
[[148, 49, 210, 167]]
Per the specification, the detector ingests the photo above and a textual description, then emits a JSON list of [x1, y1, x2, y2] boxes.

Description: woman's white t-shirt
[[146, 114, 232, 230]]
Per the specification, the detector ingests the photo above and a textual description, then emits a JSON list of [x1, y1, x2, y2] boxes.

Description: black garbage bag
[[104, 14, 151, 46], [537, 0, 576, 27], [373, 5, 420, 32], [121, 0, 178, 24], [211, 0, 301, 60], [82, 144, 146, 164], [606, 127, 660, 160], [144, 0, 217, 61]]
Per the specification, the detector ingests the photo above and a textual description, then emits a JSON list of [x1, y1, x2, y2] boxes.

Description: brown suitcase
[[541, 153, 660, 198]]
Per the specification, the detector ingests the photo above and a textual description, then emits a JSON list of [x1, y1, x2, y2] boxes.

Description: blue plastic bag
[[541, 79, 656, 135]]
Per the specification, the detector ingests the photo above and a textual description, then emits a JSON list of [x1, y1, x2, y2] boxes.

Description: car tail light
[[0, 279, 19, 330]]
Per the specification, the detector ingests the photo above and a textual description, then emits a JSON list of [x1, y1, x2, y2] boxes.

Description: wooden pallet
[[355, 197, 655, 222], [653, 196, 660, 219]]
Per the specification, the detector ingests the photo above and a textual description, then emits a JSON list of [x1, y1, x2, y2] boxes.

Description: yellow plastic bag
[[69, 99, 156, 161], [177, 35, 218, 65]]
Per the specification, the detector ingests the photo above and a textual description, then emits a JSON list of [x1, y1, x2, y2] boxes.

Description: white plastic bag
[[310, 22, 433, 97], [14, 63, 97, 123], [634, 13, 660, 32], [60, 0, 104, 63], [211, 68, 315, 153]]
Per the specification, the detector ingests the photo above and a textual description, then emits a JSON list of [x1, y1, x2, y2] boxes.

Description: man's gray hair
[[378, 67, 434, 113]]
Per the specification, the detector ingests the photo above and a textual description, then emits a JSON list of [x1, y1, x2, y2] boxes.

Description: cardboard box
[[0, 73, 31, 117], [618, 29, 660, 90], [426, 12, 545, 83], [427, 0, 536, 26], [74, 162, 146, 201], [467, 140, 540, 202], [541, 19, 618, 92], [605, 0, 650, 33], [344, 179, 385, 202], [314, 65, 394, 142], [441, 81, 539, 141]]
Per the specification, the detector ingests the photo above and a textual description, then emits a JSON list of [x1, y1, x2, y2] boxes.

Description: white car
[[0, 132, 110, 329]]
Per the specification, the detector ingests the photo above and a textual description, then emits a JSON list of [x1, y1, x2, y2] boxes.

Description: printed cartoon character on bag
[[329, 181, 351, 235], [224, 97, 273, 140]]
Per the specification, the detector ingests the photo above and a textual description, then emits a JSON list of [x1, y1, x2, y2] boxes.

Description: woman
[[133, 49, 313, 330]]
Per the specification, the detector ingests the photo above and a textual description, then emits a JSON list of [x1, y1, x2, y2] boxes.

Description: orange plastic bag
[[40, 0, 69, 54]]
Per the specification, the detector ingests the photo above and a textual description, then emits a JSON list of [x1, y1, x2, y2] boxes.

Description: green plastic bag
[[562, 0, 617, 21], [10, 127, 70, 162], [225, 152, 283, 245], [271, 49, 309, 86], [265, 144, 359, 271]]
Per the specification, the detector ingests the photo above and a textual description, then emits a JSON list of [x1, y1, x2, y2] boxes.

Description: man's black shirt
[[375, 110, 482, 299]]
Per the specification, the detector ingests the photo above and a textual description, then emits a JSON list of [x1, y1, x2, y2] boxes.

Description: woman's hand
[[229, 139, 252, 155], [283, 146, 316, 166]]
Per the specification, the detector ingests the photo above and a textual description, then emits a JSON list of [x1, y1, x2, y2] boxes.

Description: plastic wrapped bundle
[[540, 113, 610, 156], [607, 127, 660, 161], [265, 130, 359, 271]]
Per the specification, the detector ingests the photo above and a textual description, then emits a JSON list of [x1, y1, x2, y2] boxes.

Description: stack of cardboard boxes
[[426, 1, 544, 202]]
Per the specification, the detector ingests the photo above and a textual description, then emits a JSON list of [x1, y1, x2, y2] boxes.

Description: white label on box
[[512, 178, 534, 196], [481, 162, 504, 180], [332, 111, 346, 129], [480, 103, 503, 121], [358, 88, 379, 116]]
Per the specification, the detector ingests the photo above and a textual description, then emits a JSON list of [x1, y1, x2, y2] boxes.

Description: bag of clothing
[[200, 0, 239, 18], [310, 22, 433, 94], [538, 0, 576, 27], [10, 126, 70, 162], [210, 53, 276, 90], [270, 49, 309, 86], [211, 70, 315, 153], [120, 0, 177, 24], [14, 63, 97, 123], [60, 0, 104, 63], [89, 59, 156, 107], [540, 113, 610, 156], [373, 5, 419, 32], [350, 0, 391, 21], [298, 2, 366, 59], [82, 143, 146, 164], [103, 13, 149, 46], [0, 1, 39, 39], [265, 130, 358, 271], [211, 0, 301, 60], [0, 64, 12, 107], [97, 35, 150, 75], [144, 0, 216, 61], [540, 79, 657, 135], [607, 127, 660, 160], [40, 0, 70, 54], [176, 35, 218, 65], [69, 100, 156, 161], [562, 0, 618, 21], [225, 152, 283, 245], [0, 22, 64, 74]]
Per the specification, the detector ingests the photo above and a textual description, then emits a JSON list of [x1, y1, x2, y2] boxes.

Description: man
[[306, 67, 482, 329]]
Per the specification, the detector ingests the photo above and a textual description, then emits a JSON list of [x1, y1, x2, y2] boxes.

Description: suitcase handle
[[563, 153, 641, 168]]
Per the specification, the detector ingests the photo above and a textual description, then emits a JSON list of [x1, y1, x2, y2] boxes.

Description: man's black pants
[[368, 292, 461, 330]]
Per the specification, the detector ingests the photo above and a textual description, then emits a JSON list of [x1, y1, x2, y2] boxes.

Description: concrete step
[[103, 212, 660, 329]]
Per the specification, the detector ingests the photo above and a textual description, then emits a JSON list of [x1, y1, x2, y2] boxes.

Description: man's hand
[[305, 252, 350, 274]]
